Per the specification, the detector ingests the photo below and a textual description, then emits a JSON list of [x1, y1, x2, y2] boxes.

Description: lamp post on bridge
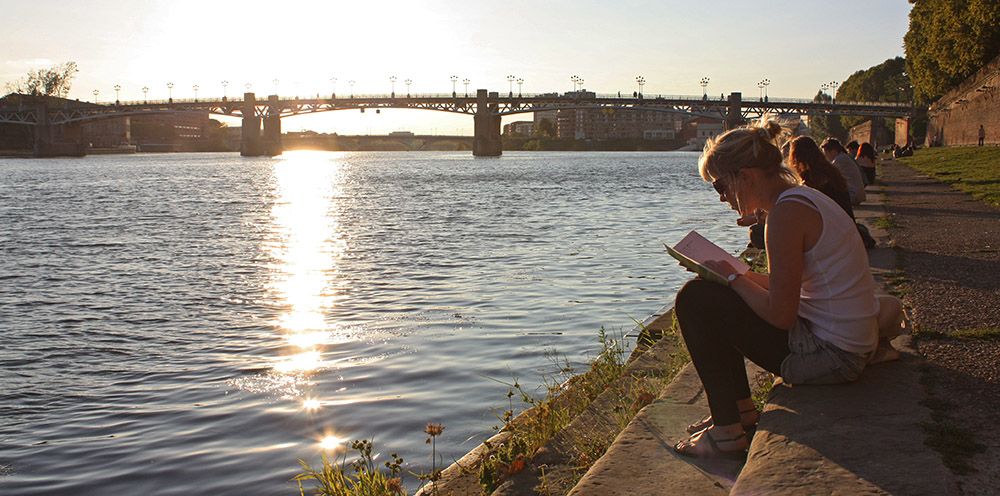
[[142, 86, 149, 104], [167, 82, 174, 103], [113, 84, 121, 105], [463, 78, 470, 97], [571, 75, 579, 93], [329, 77, 337, 98], [517, 78, 524, 97], [389, 75, 397, 98], [762, 78, 770, 102], [829, 81, 839, 103], [272, 79, 279, 96], [507, 75, 515, 97], [193, 84, 199, 102], [699, 77, 710, 100], [222, 80, 229, 101], [757, 80, 764, 102], [635, 75, 645, 99], [93, 89, 99, 104], [450, 75, 458, 97], [245, 83, 252, 93], [405, 79, 412, 98], [349, 80, 355, 98]]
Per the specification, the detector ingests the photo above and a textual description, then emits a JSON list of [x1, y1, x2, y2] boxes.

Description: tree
[[904, 0, 1000, 103], [4, 62, 79, 98], [534, 117, 555, 138], [837, 57, 912, 129], [808, 91, 846, 141]]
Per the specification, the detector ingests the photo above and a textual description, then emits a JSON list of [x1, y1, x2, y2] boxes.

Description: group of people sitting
[[672, 120, 903, 459], [743, 135, 878, 251]]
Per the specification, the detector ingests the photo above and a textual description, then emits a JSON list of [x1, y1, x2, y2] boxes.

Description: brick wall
[[926, 53, 1000, 146]]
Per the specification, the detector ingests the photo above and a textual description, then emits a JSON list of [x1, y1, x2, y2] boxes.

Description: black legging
[[675, 279, 790, 426]]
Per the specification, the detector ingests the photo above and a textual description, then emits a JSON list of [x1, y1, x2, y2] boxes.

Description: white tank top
[[776, 186, 878, 354]]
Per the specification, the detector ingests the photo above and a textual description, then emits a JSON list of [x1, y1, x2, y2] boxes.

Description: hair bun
[[759, 120, 783, 141]]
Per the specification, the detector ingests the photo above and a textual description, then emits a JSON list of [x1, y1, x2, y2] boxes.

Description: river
[[0, 150, 745, 495]]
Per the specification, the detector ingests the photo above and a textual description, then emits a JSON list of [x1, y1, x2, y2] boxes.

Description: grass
[[897, 147, 1000, 207], [872, 215, 899, 230]]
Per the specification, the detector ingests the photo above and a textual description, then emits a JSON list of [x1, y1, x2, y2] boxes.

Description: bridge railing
[[75, 94, 913, 109]]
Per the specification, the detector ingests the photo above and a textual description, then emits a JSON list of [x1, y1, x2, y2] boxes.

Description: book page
[[671, 230, 750, 274]]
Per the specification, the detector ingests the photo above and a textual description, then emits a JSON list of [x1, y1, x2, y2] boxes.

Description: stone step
[[570, 361, 767, 495]]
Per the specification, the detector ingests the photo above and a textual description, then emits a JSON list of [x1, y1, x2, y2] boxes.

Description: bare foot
[[870, 340, 901, 364]]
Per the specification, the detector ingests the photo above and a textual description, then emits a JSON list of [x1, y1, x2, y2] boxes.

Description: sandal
[[673, 429, 748, 460], [686, 408, 760, 434]]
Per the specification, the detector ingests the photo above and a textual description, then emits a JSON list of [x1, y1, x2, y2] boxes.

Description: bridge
[[0, 89, 914, 157]]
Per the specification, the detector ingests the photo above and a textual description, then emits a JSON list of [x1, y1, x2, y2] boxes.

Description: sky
[[1, 0, 913, 135]]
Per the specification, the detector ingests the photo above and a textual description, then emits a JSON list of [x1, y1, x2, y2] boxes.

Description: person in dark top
[[855, 142, 877, 185], [788, 136, 854, 218]]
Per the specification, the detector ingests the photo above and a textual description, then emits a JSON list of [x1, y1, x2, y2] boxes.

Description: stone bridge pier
[[473, 89, 502, 156], [725, 92, 744, 130], [32, 103, 85, 157], [240, 92, 282, 157]]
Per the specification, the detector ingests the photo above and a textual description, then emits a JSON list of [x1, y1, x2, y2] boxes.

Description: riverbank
[[879, 149, 1000, 493]]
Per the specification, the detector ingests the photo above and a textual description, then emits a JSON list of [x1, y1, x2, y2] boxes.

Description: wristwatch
[[727, 273, 740, 283]]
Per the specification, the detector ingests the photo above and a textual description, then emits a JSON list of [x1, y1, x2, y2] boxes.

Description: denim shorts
[[780, 318, 871, 385]]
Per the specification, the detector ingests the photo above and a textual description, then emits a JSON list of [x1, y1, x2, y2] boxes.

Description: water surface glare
[[0, 151, 744, 495]]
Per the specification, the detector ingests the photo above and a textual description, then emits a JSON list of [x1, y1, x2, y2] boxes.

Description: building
[[557, 106, 682, 140], [130, 111, 211, 151], [503, 121, 534, 136], [680, 117, 725, 147]]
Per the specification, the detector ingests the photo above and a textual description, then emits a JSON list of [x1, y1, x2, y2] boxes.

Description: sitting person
[[821, 138, 866, 205], [856, 142, 878, 185], [673, 120, 880, 459]]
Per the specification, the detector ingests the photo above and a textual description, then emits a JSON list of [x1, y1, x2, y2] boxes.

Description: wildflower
[[386, 477, 404, 495], [507, 454, 527, 475], [425, 423, 444, 437]]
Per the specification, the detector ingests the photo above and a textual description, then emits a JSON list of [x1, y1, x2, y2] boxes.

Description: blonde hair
[[697, 119, 799, 185]]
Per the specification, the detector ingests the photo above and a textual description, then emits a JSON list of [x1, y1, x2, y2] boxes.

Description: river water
[[0, 151, 744, 495]]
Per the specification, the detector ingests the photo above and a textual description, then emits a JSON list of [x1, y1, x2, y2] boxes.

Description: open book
[[665, 230, 750, 286]]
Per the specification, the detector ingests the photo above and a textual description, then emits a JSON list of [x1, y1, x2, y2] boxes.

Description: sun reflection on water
[[267, 151, 347, 377]]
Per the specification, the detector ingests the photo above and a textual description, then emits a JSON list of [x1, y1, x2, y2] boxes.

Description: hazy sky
[[2, 0, 912, 134]]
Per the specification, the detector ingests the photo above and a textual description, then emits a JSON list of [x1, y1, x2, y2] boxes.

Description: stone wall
[[848, 119, 893, 148], [926, 53, 1000, 146]]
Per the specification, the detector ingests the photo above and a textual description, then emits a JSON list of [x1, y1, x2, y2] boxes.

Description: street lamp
[[349, 80, 356, 98], [113, 84, 121, 104], [193, 84, 199, 102], [829, 81, 839, 103], [635, 75, 645, 98], [167, 82, 174, 103], [507, 75, 515, 97], [450, 75, 458, 97], [221, 80, 229, 101], [405, 78, 412, 97], [93, 89, 99, 103], [389, 75, 397, 97], [142, 86, 149, 103], [757, 80, 764, 102], [329, 77, 337, 98], [571, 75, 579, 92], [463, 78, 470, 97], [517, 78, 524, 97], [273, 79, 279, 96], [762, 78, 770, 102], [245, 82, 252, 93], [699, 77, 710, 100]]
